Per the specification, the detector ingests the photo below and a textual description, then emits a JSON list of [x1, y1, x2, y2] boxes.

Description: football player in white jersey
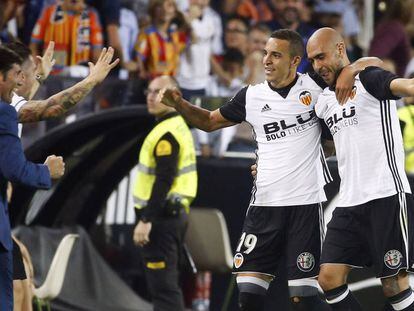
[[307, 27, 414, 311], [158, 29, 381, 311]]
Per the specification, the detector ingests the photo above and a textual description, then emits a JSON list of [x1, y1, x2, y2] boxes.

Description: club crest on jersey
[[299, 91, 312, 106], [234, 253, 244, 269], [350, 86, 357, 99], [297, 252, 315, 272], [384, 250, 403, 269]]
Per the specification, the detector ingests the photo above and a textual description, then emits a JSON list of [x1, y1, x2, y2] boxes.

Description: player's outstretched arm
[[158, 88, 235, 132], [390, 78, 414, 98], [336, 57, 383, 105], [18, 47, 120, 123]]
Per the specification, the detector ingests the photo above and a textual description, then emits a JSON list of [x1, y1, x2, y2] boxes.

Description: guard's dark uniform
[[133, 112, 197, 311]]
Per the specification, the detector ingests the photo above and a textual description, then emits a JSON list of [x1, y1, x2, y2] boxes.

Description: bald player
[[307, 27, 414, 311]]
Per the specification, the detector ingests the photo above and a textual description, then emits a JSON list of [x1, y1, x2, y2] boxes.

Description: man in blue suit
[[0, 46, 65, 310]]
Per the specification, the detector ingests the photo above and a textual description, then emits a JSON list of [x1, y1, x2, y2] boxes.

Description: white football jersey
[[11, 92, 27, 137], [315, 67, 411, 207], [220, 73, 332, 206]]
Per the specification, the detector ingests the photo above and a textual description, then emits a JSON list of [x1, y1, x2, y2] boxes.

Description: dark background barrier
[[11, 107, 414, 310]]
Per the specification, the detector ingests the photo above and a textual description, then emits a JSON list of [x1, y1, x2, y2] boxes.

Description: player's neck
[[269, 72, 297, 89]]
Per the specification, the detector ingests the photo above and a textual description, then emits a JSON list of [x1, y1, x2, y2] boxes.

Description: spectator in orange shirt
[[30, 0, 103, 73], [134, 0, 191, 80]]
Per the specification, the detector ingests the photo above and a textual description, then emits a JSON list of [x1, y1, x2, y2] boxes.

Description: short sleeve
[[219, 86, 248, 123], [359, 66, 400, 101], [31, 5, 50, 43], [135, 31, 149, 61]]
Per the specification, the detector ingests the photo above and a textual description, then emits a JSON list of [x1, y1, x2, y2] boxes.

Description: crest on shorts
[[297, 252, 315, 272], [234, 253, 244, 269], [350, 86, 357, 100], [299, 91, 312, 106], [384, 250, 403, 269]]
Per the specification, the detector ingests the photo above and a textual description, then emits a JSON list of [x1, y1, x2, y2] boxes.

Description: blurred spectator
[[210, 15, 248, 92], [203, 0, 223, 56], [118, 6, 139, 78], [223, 15, 249, 54], [0, 0, 24, 43], [200, 48, 249, 156], [245, 23, 270, 85], [369, 0, 413, 76], [18, 0, 56, 45], [30, 0, 103, 74], [398, 73, 414, 174], [177, 0, 216, 100], [236, 0, 273, 25], [87, 0, 124, 70], [268, 0, 316, 72], [314, 0, 362, 61], [134, 0, 191, 79]]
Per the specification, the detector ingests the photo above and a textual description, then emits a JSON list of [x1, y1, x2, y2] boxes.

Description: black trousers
[[140, 212, 188, 311]]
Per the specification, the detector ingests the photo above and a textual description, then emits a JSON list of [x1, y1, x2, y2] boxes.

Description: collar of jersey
[[267, 74, 299, 98]]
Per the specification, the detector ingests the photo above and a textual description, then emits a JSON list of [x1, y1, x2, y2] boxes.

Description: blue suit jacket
[[0, 102, 51, 250]]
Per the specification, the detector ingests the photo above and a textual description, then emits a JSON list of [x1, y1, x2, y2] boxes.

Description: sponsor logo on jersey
[[297, 252, 315, 272], [261, 104, 271, 112], [234, 253, 244, 268], [384, 250, 403, 269], [299, 91, 312, 106], [325, 105, 358, 135], [350, 86, 357, 100], [263, 111, 318, 141]]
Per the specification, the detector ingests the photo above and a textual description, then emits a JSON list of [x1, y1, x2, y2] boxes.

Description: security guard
[[399, 96, 414, 174], [132, 75, 197, 311]]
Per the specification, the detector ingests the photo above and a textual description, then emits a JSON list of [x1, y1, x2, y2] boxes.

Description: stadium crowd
[[0, 0, 411, 163]]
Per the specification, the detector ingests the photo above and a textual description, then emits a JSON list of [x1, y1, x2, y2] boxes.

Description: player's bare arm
[[336, 57, 383, 105], [29, 41, 56, 100], [18, 47, 119, 123], [390, 78, 414, 97], [158, 88, 236, 132]]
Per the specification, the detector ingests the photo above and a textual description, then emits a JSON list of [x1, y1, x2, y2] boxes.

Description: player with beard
[[307, 27, 414, 311]]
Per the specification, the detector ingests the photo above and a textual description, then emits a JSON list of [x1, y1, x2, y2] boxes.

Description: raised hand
[[158, 87, 183, 108], [35, 41, 56, 82], [87, 47, 120, 84]]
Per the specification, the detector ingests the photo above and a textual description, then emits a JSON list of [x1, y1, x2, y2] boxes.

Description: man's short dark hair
[[0, 46, 22, 77], [5, 41, 31, 63], [270, 29, 304, 58], [223, 48, 245, 67]]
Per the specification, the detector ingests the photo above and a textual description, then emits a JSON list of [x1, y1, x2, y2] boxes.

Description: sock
[[388, 288, 414, 310], [290, 295, 331, 311], [324, 284, 363, 310], [238, 292, 265, 311]]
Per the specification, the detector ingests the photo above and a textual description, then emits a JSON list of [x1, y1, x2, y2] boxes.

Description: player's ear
[[337, 42, 346, 57], [291, 55, 301, 67]]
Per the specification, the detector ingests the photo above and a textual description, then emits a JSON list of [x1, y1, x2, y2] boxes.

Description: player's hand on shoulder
[[335, 65, 356, 105], [44, 155, 65, 179]]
